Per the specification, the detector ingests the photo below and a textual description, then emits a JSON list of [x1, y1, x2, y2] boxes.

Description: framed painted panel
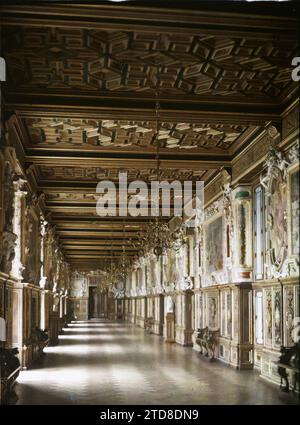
[[204, 214, 224, 285]]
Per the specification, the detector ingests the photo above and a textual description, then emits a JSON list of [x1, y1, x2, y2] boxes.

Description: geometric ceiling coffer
[[3, 27, 298, 100], [26, 117, 247, 150]]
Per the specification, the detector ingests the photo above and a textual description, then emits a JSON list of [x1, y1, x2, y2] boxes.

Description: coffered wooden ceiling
[[1, 1, 299, 270]]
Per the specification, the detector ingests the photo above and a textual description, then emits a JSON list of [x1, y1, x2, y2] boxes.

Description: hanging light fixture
[[118, 219, 130, 280], [134, 64, 186, 261]]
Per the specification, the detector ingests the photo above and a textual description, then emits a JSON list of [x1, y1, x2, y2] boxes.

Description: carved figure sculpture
[[277, 345, 298, 392], [196, 327, 209, 356], [206, 329, 220, 360], [0, 347, 20, 377]]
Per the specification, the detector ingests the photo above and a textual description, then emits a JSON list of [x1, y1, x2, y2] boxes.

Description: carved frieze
[[282, 106, 299, 139]]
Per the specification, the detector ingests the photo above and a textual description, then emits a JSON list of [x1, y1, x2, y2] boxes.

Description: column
[[232, 186, 253, 282], [11, 179, 26, 280]]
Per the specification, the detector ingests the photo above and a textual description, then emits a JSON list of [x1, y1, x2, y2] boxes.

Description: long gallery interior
[[0, 0, 299, 405]]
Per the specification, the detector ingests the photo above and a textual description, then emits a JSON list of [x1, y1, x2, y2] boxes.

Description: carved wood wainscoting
[[255, 278, 299, 389], [175, 291, 194, 346], [192, 284, 253, 369], [153, 295, 164, 336], [71, 297, 88, 322], [136, 296, 146, 329], [0, 274, 14, 349]]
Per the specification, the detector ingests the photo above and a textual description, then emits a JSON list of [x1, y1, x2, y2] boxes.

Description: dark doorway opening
[[88, 287, 95, 319]]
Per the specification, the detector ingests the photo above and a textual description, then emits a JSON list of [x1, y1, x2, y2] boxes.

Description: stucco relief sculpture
[[0, 163, 17, 275], [111, 283, 125, 299], [260, 147, 293, 279], [0, 231, 17, 275], [22, 202, 37, 283], [162, 249, 179, 290], [180, 275, 193, 291]]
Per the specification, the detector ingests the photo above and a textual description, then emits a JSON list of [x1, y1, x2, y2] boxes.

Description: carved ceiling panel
[[38, 165, 207, 182], [3, 26, 297, 100], [24, 117, 247, 151]]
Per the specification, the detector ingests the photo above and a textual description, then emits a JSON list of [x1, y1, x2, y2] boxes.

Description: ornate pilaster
[[232, 186, 253, 282], [221, 169, 234, 284], [11, 178, 27, 280]]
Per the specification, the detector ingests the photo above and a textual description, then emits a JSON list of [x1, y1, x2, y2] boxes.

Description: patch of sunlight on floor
[[13, 319, 297, 405]]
